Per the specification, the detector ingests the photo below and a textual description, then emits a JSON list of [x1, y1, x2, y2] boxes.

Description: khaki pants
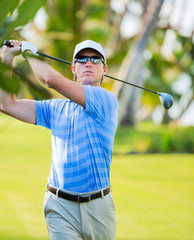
[[43, 190, 117, 240]]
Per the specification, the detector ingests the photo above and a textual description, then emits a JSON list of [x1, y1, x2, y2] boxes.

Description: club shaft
[[3, 40, 158, 95], [104, 74, 158, 94], [38, 51, 72, 65]]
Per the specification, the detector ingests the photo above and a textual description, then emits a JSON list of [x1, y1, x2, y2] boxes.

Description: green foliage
[[87, 3, 107, 19], [0, 0, 46, 44], [45, 0, 111, 79], [174, 35, 194, 78], [170, 126, 194, 153], [0, 62, 20, 93], [144, 30, 194, 113], [0, 0, 20, 25], [114, 122, 194, 154], [0, 60, 52, 99], [0, 0, 50, 97]]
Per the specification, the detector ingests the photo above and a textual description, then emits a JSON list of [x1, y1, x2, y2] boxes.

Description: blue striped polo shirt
[[35, 85, 118, 193]]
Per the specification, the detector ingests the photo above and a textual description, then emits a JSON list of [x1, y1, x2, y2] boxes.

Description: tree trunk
[[114, 0, 165, 126], [107, 0, 130, 56]]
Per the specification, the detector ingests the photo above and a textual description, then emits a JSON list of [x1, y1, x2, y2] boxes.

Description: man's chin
[[77, 77, 100, 86]]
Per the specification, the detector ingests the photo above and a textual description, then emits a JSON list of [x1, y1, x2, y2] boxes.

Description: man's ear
[[103, 65, 108, 75], [72, 65, 76, 74]]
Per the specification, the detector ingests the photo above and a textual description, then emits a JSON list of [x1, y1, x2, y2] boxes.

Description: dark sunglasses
[[74, 56, 105, 64]]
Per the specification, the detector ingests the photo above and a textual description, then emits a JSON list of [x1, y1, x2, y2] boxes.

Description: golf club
[[4, 40, 174, 109]]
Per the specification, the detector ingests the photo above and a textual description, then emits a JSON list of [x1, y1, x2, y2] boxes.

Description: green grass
[[111, 154, 194, 240], [0, 114, 194, 239]]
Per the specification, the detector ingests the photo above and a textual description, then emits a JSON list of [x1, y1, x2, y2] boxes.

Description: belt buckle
[[78, 195, 91, 203]]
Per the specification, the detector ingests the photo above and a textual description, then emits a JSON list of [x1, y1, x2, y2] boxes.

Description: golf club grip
[[4, 40, 13, 48]]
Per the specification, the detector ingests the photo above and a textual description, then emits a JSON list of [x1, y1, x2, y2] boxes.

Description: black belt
[[47, 184, 110, 203]]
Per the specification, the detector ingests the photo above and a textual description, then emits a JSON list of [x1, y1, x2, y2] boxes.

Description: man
[[0, 39, 118, 239]]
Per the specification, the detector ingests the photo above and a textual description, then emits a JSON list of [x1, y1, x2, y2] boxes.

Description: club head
[[158, 92, 174, 109]]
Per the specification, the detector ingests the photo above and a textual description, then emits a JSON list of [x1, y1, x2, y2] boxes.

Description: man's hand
[[3, 40, 21, 66]]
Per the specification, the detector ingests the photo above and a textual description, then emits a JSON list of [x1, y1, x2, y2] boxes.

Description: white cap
[[73, 40, 106, 64]]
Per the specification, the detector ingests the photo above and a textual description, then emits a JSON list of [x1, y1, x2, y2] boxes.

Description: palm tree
[[113, 0, 165, 125]]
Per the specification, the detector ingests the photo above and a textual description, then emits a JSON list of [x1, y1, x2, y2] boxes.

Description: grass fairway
[[0, 115, 194, 240], [111, 154, 194, 240]]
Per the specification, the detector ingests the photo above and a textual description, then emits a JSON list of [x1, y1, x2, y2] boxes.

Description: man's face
[[72, 49, 107, 86]]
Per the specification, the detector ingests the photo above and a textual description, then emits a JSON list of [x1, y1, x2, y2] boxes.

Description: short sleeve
[[84, 85, 118, 124], [35, 100, 53, 129]]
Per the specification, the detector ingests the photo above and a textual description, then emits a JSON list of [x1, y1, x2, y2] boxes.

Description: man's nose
[[85, 57, 92, 65]]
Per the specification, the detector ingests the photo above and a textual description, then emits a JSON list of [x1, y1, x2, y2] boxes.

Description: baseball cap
[[73, 40, 106, 64]]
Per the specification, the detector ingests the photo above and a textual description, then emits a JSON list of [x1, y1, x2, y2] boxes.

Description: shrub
[[114, 122, 194, 154]]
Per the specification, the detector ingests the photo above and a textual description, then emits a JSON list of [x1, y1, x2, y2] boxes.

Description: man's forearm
[[0, 92, 16, 113], [0, 40, 36, 124], [0, 55, 14, 112], [26, 56, 62, 87], [2, 53, 14, 67], [26, 56, 85, 108]]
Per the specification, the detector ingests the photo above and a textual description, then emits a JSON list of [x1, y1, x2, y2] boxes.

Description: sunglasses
[[74, 56, 105, 64]]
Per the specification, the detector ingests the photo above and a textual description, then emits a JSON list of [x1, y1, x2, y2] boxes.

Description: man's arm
[[0, 41, 36, 124], [26, 56, 85, 108], [0, 93, 36, 124]]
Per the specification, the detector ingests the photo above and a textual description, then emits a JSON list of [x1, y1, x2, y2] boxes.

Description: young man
[[0, 39, 118, 239]]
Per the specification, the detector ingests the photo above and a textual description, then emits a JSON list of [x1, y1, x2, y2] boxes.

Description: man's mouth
[[84, 71, 93, 74]]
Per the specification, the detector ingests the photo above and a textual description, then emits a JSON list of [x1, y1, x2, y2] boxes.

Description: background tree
[[0, 0, 193, 126], [113, 0, 165, 125]]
